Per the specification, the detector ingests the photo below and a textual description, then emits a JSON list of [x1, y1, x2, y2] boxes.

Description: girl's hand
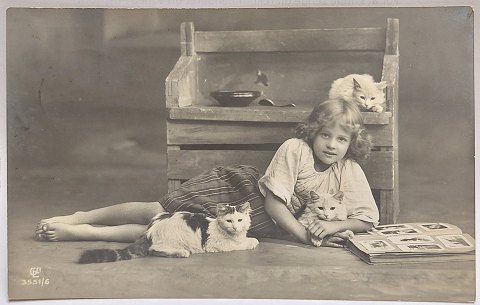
[[307, 220, 340, 239], [306, 227, 349, 248], [320, 235, 349, 248]]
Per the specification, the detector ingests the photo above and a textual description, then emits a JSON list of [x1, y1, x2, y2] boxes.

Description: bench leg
[[167, 145, 182, 192], [379, 190, 397, 225]]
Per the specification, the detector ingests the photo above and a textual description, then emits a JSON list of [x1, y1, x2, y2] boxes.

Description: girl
[[35, 99, 379, 247]]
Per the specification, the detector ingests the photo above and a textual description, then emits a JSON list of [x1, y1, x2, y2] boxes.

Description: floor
[[7, 107, 476, 302]]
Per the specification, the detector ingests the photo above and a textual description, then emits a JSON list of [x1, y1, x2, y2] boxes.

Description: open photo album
[[346, 223, 475, 265]]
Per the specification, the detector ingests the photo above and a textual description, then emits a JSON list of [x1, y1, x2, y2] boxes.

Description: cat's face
[[352, 78, 386, 110], [308, 191, 347, 221], [216, 202, 252, 234]]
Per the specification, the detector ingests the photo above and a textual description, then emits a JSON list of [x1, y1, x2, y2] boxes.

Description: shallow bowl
[[210, 90, 262, 107]]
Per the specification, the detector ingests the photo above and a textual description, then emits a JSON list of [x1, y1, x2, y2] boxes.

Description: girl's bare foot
[[35, 223, 94, 242], [35, 212, 90, 238], [36, 212, 86, 229]]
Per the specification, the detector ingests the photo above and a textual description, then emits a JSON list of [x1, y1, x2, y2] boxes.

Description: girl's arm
[[308, 218, 373, 240], [263, 190, 310, 245]]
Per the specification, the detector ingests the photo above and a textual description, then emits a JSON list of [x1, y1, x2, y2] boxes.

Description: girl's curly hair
[[295, 99, 372, 163]]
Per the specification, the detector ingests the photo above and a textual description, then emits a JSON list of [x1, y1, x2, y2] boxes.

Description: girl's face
[[312, 122, 352, 171]]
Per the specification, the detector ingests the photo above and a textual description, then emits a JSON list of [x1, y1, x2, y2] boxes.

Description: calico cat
[[328, 74, 387, 112], [78, 201, 258, 264], [298, 191, 354, 247]]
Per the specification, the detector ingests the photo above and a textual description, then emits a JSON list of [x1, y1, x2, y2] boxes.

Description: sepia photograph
[[386, 235, 435, 244], [4, 3, 475, 304], [359, 239, 395, 251]]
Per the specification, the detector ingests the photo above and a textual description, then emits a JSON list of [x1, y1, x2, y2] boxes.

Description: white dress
[[258, 138, 379, 226]]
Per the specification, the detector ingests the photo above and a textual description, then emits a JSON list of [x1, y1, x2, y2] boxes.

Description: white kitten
[[329, 74, 387, 112], [298, 191, 354, 247]]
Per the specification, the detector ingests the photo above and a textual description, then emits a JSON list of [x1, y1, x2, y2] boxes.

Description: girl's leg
[[38, 201, 164, 226], [38, 223, 147, 242], [35, 201, 165, 242]]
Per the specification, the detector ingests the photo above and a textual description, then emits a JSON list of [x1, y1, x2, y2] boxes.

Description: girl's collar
[[313, 156, 337, 173]]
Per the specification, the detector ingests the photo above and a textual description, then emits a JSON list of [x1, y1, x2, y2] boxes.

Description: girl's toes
[[42, 224, 50, 232], [34, 225, 50, 241], [35, 233, 48, 241], [45, 231, 56, 237], [45, 232, 58, 241], [34, 223, 57, 242], [36, 221, 48, 230], [35, 223, 49, 233]]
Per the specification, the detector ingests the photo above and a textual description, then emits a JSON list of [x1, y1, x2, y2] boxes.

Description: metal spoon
[[258, 99, 296, 107]]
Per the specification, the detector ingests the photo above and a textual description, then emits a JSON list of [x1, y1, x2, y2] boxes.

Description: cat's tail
[[78, 235, 151, 264]]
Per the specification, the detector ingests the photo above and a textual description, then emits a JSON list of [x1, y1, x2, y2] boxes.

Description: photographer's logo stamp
[[21, 267, 50, 287], [29, 267, 41, 278]]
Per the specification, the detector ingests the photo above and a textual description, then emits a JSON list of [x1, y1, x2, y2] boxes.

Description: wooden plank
[[390, 60, 400, 224], [106, 32, 180, 49], [165, 56, 196, 107], [168, 121, 295, 145], [167, 150, 274, 179], [379, 190, 393, 225], [381, 55, 399, 85], [167, 120, 393, 147], [367, 124, 394, 147], [363, 150, 394, 190], [167, 146, 181, 192], [381, 55, 399, 113], [381, 46, 399, 223], [378, 147, 396, 224], [180, 22, 195, 56], [167, 150, 393, 190], [385, 18, 399, 55], [195, 28, 386, 52], [167, 106, 392, 124]]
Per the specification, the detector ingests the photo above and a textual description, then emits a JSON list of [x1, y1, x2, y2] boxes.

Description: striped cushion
[[159, 165, 280, 237]]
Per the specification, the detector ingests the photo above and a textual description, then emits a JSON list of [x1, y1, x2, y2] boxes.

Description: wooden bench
[[165, 19, 399, 224]]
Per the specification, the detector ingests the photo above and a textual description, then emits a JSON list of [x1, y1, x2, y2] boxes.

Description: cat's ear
[[236, 201, 251, 214], [333, 191, 344, 202], [216, 203, 231, 215], [376, 81, 387, 90], [353, 78, 361, 90], [310, 191, 321, 200]]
